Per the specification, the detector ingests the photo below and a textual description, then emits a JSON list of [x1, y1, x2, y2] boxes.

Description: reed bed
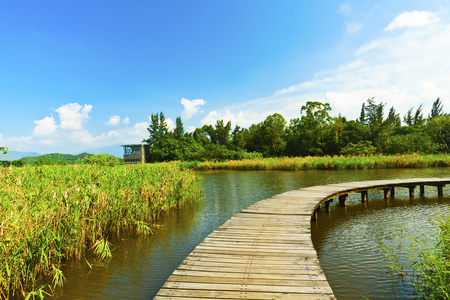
[[0, 164, 201, 299], [186, 154, 450, 171]]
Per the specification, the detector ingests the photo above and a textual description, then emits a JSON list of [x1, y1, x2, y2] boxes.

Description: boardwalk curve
[[155, 178, 450, 299]]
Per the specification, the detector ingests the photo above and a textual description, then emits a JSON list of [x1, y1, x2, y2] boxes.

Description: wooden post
[[383, 189, 390, 199], [390, 187, 395, 197], [339, 194, 348, 206], [324, 200, 331, 212], [361, 191, 368, 202], [409, 186, 415, 197], [420, 185, 425, 195], [438, 185, 444, 196]]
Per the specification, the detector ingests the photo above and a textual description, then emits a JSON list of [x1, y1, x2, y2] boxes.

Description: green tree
[[174, 116, 185, 140], [359, 103, 366, 124], [0, 147, 7, 154], [231, 125, 247, 151], [385, 107, 401, 127], [215, 120, 232, 146], [429, 98, 444, 119], [299, 101, 332, 155], [144, 112, 168, 146], [404, 105, 425, 126], [427, 115, 450, 152], [260, 113, 286, 157]]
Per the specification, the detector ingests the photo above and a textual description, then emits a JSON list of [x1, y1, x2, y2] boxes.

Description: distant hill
[[20, 152, 94, 164], [85, 144, 124, 158], [0, 150, 41, 161]]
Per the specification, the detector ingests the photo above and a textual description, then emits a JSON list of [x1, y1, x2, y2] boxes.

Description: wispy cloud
[[202, 9, 450, 126], [385, 10, 440, 31]]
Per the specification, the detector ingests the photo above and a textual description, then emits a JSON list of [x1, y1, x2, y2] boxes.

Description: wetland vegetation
[[0, 163, 201, 299]]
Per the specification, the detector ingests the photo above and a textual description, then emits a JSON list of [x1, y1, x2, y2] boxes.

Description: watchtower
[[122, 144, 150, 164]]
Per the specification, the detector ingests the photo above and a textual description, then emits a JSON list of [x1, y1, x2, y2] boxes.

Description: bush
[[86, 153, 123, 166], [340, 141, 377, 156]]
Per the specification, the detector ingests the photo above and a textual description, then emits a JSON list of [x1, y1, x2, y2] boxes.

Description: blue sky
[[1, 0, 449, 154]]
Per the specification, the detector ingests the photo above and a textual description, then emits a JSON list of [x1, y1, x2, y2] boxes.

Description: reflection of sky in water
[[54, 168, 450, 299]]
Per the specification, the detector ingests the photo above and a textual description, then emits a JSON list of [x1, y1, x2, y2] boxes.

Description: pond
[[53, 168, 450, 299]]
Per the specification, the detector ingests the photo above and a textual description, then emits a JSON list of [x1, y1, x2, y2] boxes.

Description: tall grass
[[0, 163, 201, 299], [381, 213, 450, 299], [183, 154, 450, 171]]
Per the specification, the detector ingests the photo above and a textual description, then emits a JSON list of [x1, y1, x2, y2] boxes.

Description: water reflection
[[53, 168, 450, 299]]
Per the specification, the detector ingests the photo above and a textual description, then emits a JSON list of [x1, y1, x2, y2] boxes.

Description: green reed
[[381, 213, 450, 299], [0, 163, 202, 299], [183, 154, 450, 171]]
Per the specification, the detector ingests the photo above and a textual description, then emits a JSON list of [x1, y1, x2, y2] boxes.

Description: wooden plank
[[155, 178, 450, 299], [155, 289, 335, 299]]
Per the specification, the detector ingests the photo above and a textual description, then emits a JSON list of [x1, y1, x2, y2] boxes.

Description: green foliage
[[143, 97, 449, 161], [429, 98, 444, 119], [0, 164, 202, 298], [186, 154, 450, 171], [381, 215, 450, 299], [0, 147, 7, 154], [86, 153, 123, 166], [20, 153, 93, 165], [340, 141, 377, 156]]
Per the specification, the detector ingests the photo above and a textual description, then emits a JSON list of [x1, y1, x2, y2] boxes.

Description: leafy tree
[[260, 113, 286, 157], [365, 97, 385, 129], [340, 141, 376, 156], [329, 115, 347, 154], [214, 120, 232, 146], [174, 116, 185, 140], [231, 125, 247, 151], [385, 107, 401, 127], [404, 105, 425, 126], [299, 101, 332, 155], [0, 147, 7, 154], [427, 115, 450, 152], [429, 98, 444, 119], [245, 123, 263, 153], [144, 112, 168, 146], [359, 103, 366, 124]]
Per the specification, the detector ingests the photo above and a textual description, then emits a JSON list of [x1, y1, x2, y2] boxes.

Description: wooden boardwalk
[[154, 178, 450, 299]]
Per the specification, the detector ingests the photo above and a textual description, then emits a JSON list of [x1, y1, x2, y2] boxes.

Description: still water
[[54, 168, 450, 299]]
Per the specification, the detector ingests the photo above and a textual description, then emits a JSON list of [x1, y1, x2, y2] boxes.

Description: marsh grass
[[381, 213, 450, 299], [0, 163, 201, 299], [184, 154, 450, 171]]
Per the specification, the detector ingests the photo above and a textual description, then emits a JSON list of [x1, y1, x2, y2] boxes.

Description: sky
[[1, 0, 449, 155]]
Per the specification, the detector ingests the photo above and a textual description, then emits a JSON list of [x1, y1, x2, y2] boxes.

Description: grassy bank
[[0, 164, 201, 298], [179, 154, 450, 171]]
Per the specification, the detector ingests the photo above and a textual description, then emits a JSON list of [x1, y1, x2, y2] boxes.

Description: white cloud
[[106, 115, 121, 126], [166, 118, 175, 131], [385, 10, 440, 31], [181, 98, 206, 119], [33, 116, 57, 136], [201, 110, 271, 128], [123, 117, 130, 125], [346, 22, 362, 35], [56, 103, 92, 130], [203, 9, 450, 124]]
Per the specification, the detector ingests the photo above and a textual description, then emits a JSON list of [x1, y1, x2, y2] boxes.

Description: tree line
[[143, 98, 450, 162]]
